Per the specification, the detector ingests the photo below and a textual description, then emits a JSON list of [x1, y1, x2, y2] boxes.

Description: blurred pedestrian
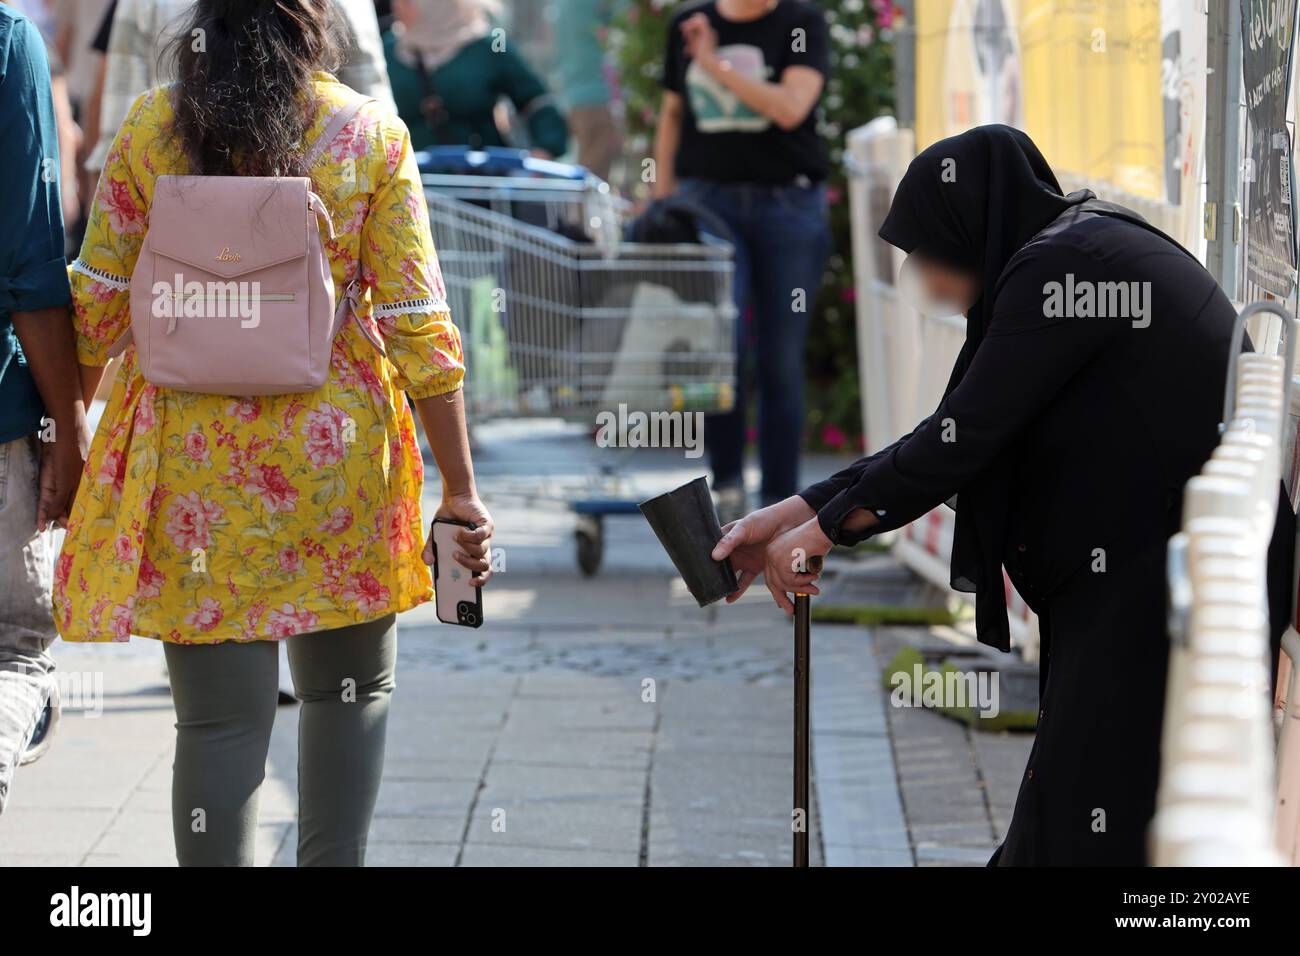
[[555, 0, 621, 180], [384, 0, 568, 156], [652, 0, 831, 521], [58, 0, 494, 865], [0, 0, 90, 812]]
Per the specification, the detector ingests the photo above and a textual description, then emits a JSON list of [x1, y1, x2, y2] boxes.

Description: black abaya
[[800, 125, 1296, 865]]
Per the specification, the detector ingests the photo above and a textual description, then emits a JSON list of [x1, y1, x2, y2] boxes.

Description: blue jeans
[[678, 178, 830, 504]]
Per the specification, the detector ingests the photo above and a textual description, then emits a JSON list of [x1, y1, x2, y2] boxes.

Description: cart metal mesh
[[423, 183, 737, 422]]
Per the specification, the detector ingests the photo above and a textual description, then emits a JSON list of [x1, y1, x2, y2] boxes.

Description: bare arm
[[79, 362, 107, 406], [412, 388, 494, 586], [12, 308, 91, 529], [651, 91, 684, 199], [412, 388, 477, 501]]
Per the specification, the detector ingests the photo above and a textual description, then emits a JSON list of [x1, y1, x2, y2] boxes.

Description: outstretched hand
[[712, 496, 818, 605]]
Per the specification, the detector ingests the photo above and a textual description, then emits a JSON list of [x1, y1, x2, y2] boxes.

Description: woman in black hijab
[[713, 124, 1295, 865]]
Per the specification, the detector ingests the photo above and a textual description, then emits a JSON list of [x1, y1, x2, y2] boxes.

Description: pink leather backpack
[[108, 95, 384, 395]]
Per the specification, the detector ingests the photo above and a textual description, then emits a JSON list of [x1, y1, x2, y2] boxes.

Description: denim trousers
[[677, 178, 831, 504], [0, 435, 56, 814]]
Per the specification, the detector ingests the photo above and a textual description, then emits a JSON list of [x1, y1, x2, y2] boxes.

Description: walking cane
[[793, 555, 820, 868], [793, 591, 811, 867]]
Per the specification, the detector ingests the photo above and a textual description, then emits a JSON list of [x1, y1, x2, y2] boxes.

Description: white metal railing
[[1155, 300, 1295, 866]]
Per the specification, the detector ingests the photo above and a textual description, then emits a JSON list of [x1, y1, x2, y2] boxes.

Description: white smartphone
[[432, 518, 483, 628]]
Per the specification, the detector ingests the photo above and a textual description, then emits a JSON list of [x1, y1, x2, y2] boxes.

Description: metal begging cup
[[639, 477, 739, 607]]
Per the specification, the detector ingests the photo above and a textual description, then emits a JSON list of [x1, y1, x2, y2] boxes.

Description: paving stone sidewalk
[[0, 422, 1034, 866]]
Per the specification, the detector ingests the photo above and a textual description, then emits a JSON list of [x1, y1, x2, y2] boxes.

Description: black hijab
[[879, 125, 1094, 648]]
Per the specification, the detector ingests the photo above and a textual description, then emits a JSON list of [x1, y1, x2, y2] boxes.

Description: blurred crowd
[[5, 0, 625, 258]]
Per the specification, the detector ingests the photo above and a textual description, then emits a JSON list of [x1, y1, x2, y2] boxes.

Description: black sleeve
[[805, 245, 1121, 546], [92, 0, 118, 55], [799, 416, 933, 512], [661, 12, 684, 92], [787, 3, 831, 79]]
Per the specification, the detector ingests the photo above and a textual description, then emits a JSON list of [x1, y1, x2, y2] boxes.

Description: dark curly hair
[[167, 0, 344, 177]]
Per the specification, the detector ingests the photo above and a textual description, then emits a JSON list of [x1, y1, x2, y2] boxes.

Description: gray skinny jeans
[[162, 614, 396, 866]]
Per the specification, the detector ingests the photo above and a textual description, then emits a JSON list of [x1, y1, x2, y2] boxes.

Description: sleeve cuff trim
[[72, 260, 130, 291], [373, 296, 450, 318]]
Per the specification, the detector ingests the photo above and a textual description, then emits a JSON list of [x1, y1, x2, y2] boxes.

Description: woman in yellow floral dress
[[57, 0, 494, 866]]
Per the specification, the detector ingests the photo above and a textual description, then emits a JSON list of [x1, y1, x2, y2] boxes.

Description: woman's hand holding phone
[[424, 493, 495, 588]]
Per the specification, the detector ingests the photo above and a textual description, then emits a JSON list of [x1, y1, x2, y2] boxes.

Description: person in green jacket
[[385, 0, 569, 157]]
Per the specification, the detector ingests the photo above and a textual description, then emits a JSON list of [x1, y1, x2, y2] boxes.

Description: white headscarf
[[393, 0, 501, 71]]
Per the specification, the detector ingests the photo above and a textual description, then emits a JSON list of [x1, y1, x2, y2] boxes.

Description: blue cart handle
[[415, 145, 590, 182]]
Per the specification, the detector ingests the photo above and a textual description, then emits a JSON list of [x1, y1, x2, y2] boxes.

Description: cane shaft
[[794, 593, 811, 867]]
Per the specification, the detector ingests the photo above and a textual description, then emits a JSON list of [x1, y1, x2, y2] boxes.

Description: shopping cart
[[419, 147, 738, 574]]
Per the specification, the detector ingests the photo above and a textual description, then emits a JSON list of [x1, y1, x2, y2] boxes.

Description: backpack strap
[[306, 95, 385, 357], [303, 94, 376, 168]]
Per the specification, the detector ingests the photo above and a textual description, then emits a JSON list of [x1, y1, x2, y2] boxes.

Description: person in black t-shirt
[[652, 0, 831, 520]]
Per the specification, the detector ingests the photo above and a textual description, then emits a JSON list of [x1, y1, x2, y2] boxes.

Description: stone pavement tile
[[373, 777, 485, 818], [465, 798, 643, 852], [653, 722, 789, 757], [492, 730, 651, 772], [480, 763, 645, 806], [267, 816, 462, 863], [381, 728, 499, 766], [916, 843, 997, 867], [811, 626, 912, 867], [648, 853, 786, 867], [971, 730, 1033, 838], [658, 678, 791, 718], [813, 732, 896, 777], [646, 809, 793, 866], [11, 708, 172, 806], [506, 695, 656, 734], [365, 841, 461, 867], [459, 843, 638, 866], [901, 782, 991, 829], [383, 757, 487, 781], [513, 672, 645, 699], [0, 808, 116, 860], [1, 851, 81, 866], [651, 750, 790, 819], [365, 813, 469, 845], [83, 850, 177, 867]]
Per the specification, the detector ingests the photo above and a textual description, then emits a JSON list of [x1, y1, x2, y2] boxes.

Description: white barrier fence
[[1156, 301, 1295, 866]]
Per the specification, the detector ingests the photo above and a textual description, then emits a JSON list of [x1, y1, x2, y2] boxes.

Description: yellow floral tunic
[[55, 75, 464, 644]]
